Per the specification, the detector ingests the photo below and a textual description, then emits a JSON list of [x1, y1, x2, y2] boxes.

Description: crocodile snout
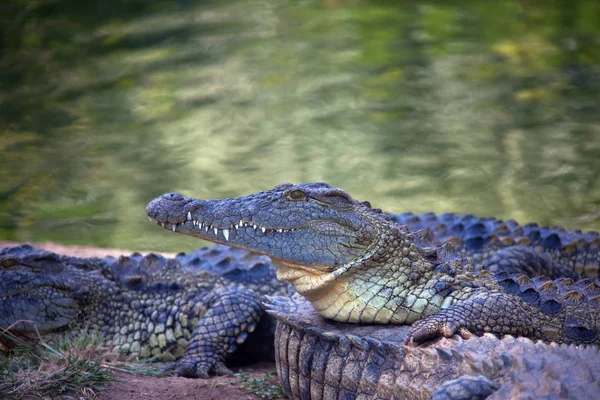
[[146, 193, 212, 227], [146, 193, 187, 223]]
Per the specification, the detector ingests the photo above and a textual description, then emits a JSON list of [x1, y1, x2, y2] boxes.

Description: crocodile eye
[[2, 259, 15, 268], [289, 190, 306, 200]]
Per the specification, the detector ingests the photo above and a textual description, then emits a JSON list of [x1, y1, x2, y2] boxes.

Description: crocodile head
[[146, 183, 416, 320], [0, 245, 88, 333]]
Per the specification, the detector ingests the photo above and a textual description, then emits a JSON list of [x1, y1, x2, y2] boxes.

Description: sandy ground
[[0, 241, 284, 400], [0, 240, 178, 258]]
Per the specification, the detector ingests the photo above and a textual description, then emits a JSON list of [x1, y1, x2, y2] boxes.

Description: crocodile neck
[[292, 226, 471, 324]]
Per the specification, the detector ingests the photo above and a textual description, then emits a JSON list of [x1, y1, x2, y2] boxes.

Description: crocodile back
[[267, 295, 600, 400], [176, 244, 290, 296], [388, 212, 600, 279]]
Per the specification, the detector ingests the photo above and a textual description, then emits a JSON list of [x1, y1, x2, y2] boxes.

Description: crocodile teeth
[[163, 217, 298, 236]]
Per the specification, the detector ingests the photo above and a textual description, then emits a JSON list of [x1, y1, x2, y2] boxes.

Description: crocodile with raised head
[[145, 183, 600, 347], [0, 244, 289, 378]]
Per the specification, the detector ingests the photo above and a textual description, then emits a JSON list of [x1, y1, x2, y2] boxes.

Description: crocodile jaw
[[0, 287, 79, 332], [145, 184, 381, 269]]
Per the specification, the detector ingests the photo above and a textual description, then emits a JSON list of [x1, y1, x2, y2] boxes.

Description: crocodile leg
[[405, 286, 599, 346], [173, 285, 265, 378], [405, 291, 537, 344]]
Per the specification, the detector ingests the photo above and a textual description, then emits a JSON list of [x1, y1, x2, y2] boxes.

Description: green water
[[1, 0, 599, 252]]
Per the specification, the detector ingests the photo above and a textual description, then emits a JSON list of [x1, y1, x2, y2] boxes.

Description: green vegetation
[[234, 370, 285, 399], [0, 329, 112, 400], [0, 1, 599, 251]]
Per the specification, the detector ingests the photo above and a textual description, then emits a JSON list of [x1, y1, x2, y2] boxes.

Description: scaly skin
[[266, 295, 600, 400], [0, 244, 289, 378], [146, 182, 600, 346], [388, 212, 600, 280]]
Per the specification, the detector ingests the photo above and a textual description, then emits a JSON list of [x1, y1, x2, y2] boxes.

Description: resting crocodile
[[267, 294, 600, 400], [145, 182, 600, 347], [0, 244, 289, 378]]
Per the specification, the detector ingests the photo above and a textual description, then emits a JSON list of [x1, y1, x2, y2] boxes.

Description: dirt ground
[[0, 241, 284, 400], [100, 362, 279, 400]]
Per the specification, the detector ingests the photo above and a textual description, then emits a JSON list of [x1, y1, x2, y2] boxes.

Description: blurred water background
[[1, 0, 599, 252]]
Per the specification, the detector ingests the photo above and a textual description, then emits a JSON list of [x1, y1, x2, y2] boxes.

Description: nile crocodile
[[0, 244, 289, 378], [267, 294, 600, 400], [145, 183, 600, 347]]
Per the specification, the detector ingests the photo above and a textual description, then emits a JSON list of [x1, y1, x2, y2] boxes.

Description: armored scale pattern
[[146, 182, 600, 348], [0, 244, 289, 378], [268, 295, 600, 400], [388, 212, 600, 280]]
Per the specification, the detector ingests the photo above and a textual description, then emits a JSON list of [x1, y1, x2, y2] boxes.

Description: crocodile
[[145, 182, 600, 347], [267, 294, 600, 400], [0, 244, 289, 378]]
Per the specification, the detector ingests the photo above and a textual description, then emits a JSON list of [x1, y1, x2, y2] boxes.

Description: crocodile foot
[[405, 291, 532, 345], [406, 317, 474, 345], [161, 355, 234, 378]]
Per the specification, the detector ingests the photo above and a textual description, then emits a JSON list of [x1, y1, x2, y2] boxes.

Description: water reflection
[[1, 0, 599, 252]]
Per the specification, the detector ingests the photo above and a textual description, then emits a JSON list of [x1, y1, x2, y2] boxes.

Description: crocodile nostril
[[189, 200, 206, 212], [163, 193, 184, 201]]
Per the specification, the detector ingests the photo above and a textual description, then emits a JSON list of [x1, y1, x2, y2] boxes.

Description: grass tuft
[[0, 328, 113, 400], [234, 370, 285, 399], [104, 359, 164, 376]]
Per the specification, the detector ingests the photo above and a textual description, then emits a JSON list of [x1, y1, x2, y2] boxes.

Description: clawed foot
[[405, 315, 473, 345], [161, 357, 234, 378], [159, 362, 177, 376], [405, 292, 529, 345]]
